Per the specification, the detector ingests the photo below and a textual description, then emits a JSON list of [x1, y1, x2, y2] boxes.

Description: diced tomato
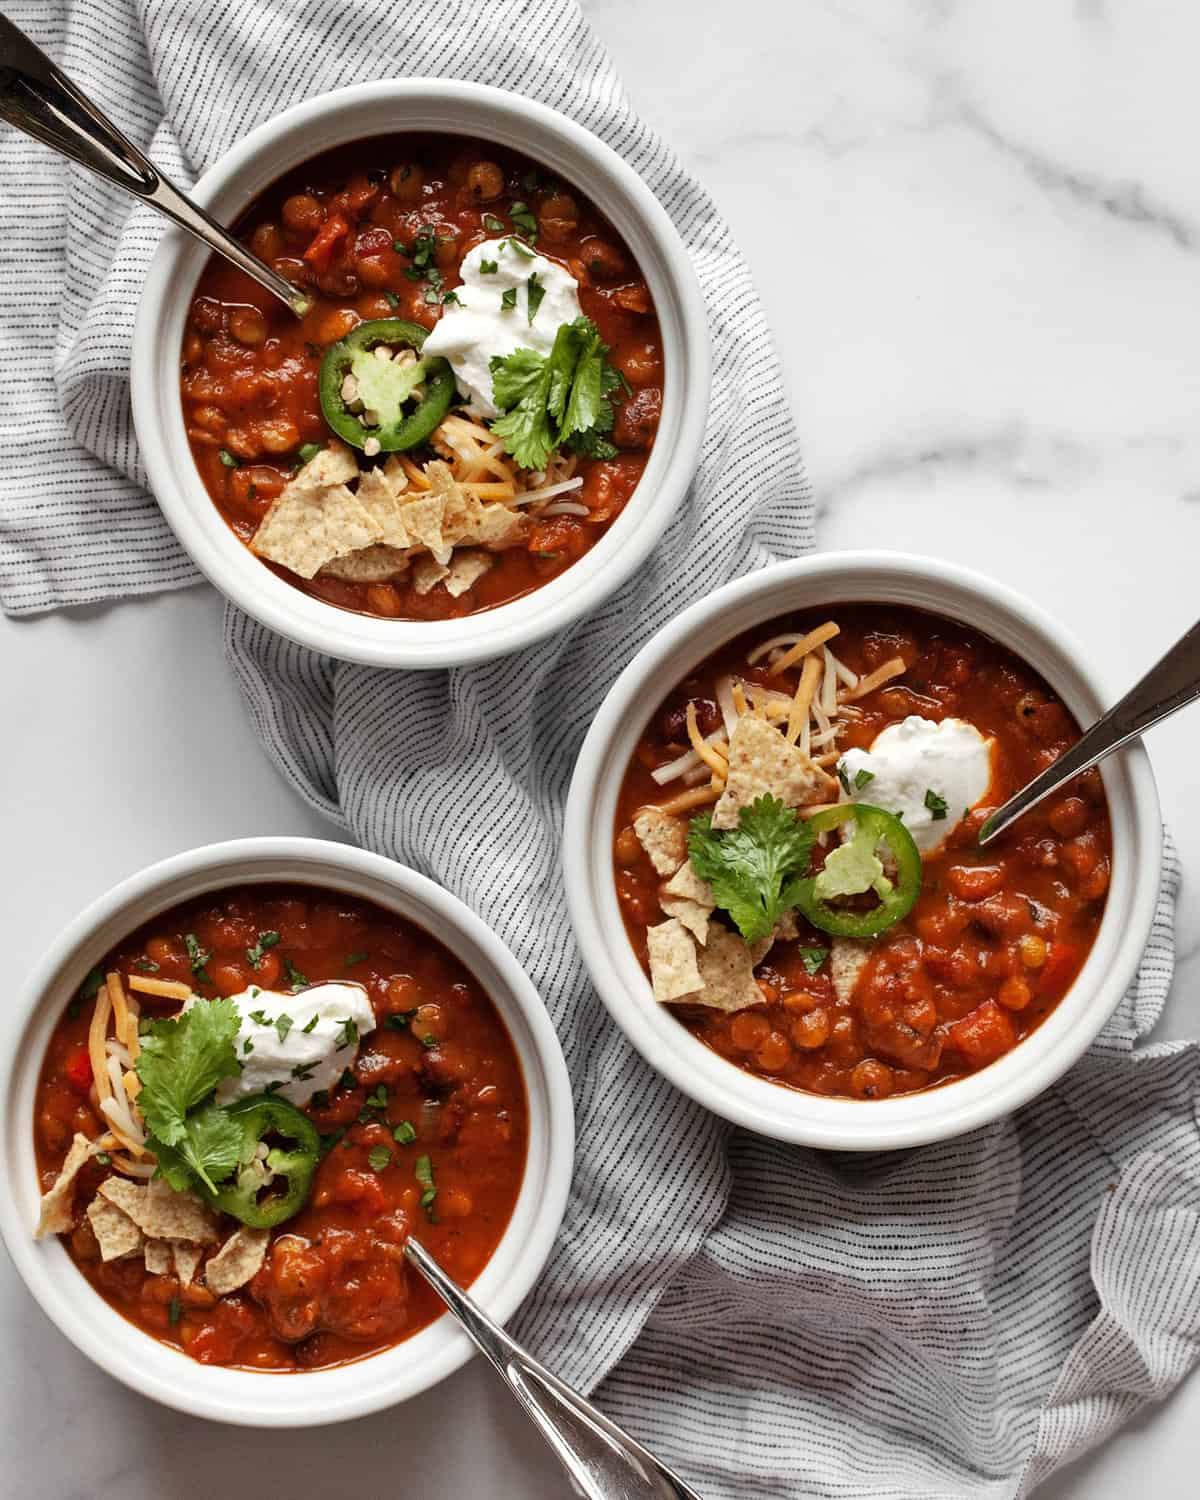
[[302, 213, 351, 273], [64, 1047, 93, 1095], [1038, 940, 1082, 999], [947, 1000, 1017, 1068]]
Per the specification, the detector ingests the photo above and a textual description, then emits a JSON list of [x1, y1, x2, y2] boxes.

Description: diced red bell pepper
[[64, 1046, 93, 1095], [302, 213, 351, 274]]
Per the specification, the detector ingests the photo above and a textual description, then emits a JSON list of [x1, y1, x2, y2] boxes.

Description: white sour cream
[[422, 237, 582, 416], [213, 982, 377, 1108], [837, 715, 993, 854]]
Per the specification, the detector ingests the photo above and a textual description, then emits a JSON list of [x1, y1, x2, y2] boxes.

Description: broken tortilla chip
[[86, 1195, 144, 1262], [173, 1241, 204, 1286], [686, 924, 765, 1013], [36, 1133, 107, 1237], [411, 555, 450, 594], [830, 936, 871, 1004], [98, 1176, 218, 1243], [355, 465, 413, 549], [205, 1225, 270, 1296], [662, 860, 714, 909], [251, 478, 380, 580], [659, 895, 711, 944], [444, 550, 494, 598], [399, 490, 450, 564], [143, 1238, 173, 1275], [646, 918, 704, 1002], [712, 716, 836, 830], [302, 439, 360, 487], [633, 807, 688, 877], [320, 543, 410, 582]]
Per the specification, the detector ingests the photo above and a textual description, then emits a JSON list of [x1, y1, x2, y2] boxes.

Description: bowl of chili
[[131, 79, 708, 667], [563, 552, 1162, 1149], [0, 838, 573, 1424]]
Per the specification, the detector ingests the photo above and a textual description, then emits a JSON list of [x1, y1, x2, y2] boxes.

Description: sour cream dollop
[[837, 715, 993, 854], [422, 237, 582, 416], [212, 983, 376, 1108]]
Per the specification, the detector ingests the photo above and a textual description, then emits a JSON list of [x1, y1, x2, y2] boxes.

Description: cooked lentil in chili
[[614, 605, 1112, 1100], [181, 133, 662, 619], [34, 884, 527, 1370]]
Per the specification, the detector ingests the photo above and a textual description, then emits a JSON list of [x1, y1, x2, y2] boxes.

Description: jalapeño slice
[[202, 1092, 320, 1229], [794, 803, 922, 938], [318, 317, 455, 453]]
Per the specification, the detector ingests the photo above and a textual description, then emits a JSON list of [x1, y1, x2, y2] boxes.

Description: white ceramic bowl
[[564, 552, 1162, 1150], [131, 79, 709, 668], [0, 838, 573, 1425]]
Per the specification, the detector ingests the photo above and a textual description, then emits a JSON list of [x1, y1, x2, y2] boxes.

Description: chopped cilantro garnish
[[837, 763, 853, 796], [509, 201, 538, 238], [247, 1009, 269, 1026], [502, 235, 535, 259], [687, 795, 815, 944], [290, 1062, 315, 1081], [334, 1017, 359, 1050], [218, 448, 240, 468], [415, 1154, 437, 1217], [482, 213, 505, 233], [168, 1297, 182, 1326], [799, 946, 828, 977], [442, 290, 463, 307], [385, 1010, 417, 1031], [526, 271, 545, 325], [854, 768, 875, 791], [95, 1151, 111, 1166], [310, 1089, 330, 1109], [246, 930, 280, 966], [344, 951, 369, 968], [301, 1013, 319, 1034], [273, 1013, 294, 1044], [136, 959, 160, 974], [184, 933, 212, 987], [365, 1084, 388, 1109], [500, 286, 517, 312], [368, 1145, 392, 1172], [479, 258, 498, 274], [295, 443, 321, 467], [283, 958, 308, 993], [243, 1039, 254, 1055], [338, 1068, 357, 1092], [393, 1120, 416, 1145], [382, 290, 400, 308], [924, 788, 949, 820]]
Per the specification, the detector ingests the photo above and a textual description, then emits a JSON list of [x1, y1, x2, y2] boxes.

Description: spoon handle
[[404, 1238, 705, 1500], [979, 618, 1200, 845], [0, 14, 310, 314]]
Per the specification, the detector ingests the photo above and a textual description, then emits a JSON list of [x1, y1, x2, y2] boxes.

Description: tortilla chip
[[251, 478, 381, 580], [646, 918, 703, 1002], [86, 1195, 144, 1262], [830, 936, 871, 1004], [411, 555, 450, 594], [633, 807, 688, 877], [686, 924, 765, 1013], [712, 716, 837, 830], [173, 1242, 204, 1286], [143, 1238, 173, 1275], [662, 861, 714, 909], [382, 454, 409, 494], [205, 1226, 270, 1296], [660, 895, 711, 944], [355, 465, 413, 549], [98, 1176, 218, 1243], [444, 550, 494, 598], [320, 544, 410, 582], [36, 1133, 105, 1238], [303, 439, 360, 487], [399, 491, 450, 564]]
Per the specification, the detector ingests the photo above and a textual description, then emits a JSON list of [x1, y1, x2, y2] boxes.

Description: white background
[[2, 0, 1199, 1494]]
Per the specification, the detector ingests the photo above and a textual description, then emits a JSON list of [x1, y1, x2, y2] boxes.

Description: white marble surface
[[2, 0, 1198, 1494]]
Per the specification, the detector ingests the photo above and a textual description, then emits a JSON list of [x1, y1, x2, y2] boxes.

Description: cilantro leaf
[[924, 787, 949, 821], [135, 999, 241, 1149], [246, 930, 280, 967], [799, 946, 828, 977], [368, 1145, 392, 1172], [687, 795, 816, 944], [526, 271, 546, 324], [509, 201, 538, 239], [489, 317, 623, 471], [184, 932, 212, 987], [500, 286, 518, 313]]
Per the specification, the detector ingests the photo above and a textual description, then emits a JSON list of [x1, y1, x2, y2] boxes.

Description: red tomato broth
[[613, 605, 1112, 1100], [33, 884, 528, 1371], [181, 134, 663, 620]]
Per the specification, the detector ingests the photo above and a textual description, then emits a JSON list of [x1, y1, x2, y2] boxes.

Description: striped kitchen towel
[[5, 1, 1200, 1496]]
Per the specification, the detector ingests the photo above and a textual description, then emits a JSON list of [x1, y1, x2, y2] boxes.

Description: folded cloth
[[5, 2, 1198, 1495]]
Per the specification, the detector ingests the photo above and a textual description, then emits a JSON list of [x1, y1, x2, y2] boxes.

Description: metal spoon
[[404, 1237, 705, 1500], [0, 13, 311, 315], [978, 618, 1200, 846]]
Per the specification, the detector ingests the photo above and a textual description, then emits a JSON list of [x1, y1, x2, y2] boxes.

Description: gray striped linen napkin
[[4, 1, 1199, 1495]]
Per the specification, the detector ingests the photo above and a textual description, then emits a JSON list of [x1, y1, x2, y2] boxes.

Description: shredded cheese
[[786, 654, 823, 746], [657, 781, 723, 816], [88, 983, 113, 1107], [687, 702, 729, 778], [843, 656, 907, 702], [763, 622, 840, 675], [128, 975, 193, 1001]]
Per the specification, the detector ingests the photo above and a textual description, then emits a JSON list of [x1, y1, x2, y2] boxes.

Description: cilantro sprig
[[688, 795, 816, 944], [489, 316, 622, 470]]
